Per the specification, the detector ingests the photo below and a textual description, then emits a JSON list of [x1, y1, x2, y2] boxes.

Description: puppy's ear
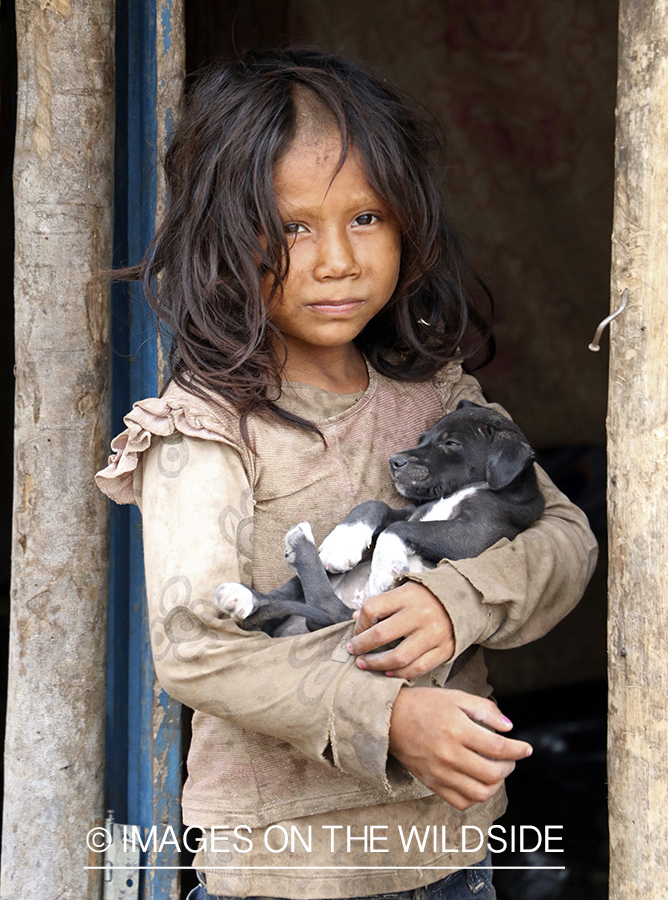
[[456, 400, 483, 410], [486, 430, 536, 490]]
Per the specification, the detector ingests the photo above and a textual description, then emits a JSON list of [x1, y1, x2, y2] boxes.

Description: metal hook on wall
[[588, 289, 629, 352]]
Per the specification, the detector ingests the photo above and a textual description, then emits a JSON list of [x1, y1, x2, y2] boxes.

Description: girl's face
[[266, 135, 401, 360]]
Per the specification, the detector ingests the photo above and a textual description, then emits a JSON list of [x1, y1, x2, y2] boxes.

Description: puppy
[[215, 401, 545, 634]]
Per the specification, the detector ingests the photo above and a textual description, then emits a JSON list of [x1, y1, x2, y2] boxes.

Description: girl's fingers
[[437, 775, 506, 809], [451, 690, 521, 736], [466, 727, 533, 762], [452, 746, 518, 786], [379, 646, 449, 680], [350, 611, 412, 656], [435, 788, 476, 811], [356, 640, 448, 677], [453, 703, 533, 761], [428, 701, 531, 769], [353, 614, 454, 674], [353, 593, 402, 636], [353, 627, 445, 671]]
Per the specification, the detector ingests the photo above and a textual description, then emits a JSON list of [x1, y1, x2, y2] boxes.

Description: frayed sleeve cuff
[[327, 656, 418, 792]]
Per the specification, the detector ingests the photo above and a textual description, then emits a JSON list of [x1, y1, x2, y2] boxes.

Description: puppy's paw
[[319, 522, 374, 573], [367, 533, 409, 596], [284, 522, 315, 567], [351, 586, 370, 609], [215, 583, 256, 620]]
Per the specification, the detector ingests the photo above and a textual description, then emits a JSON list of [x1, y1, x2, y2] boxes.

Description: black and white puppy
[[215, 401, 545, 634]]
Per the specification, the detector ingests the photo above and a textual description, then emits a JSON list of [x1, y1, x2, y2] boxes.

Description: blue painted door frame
[[108, 1, 182, 897]]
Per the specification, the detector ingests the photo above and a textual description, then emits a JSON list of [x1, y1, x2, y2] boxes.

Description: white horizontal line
[[86, 865, 566, 871]]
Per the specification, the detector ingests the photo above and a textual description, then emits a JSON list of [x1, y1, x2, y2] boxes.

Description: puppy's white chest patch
[[418, 485, 480, 522]]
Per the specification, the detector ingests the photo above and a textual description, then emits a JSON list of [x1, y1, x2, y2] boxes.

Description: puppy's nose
[[390, 453, 409, 470]]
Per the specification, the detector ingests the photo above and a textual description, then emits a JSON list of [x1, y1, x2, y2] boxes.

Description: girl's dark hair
[[119, 47, 494, 438]]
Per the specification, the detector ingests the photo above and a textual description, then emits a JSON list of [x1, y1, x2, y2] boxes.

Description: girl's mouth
[[307, 300, 365, 315]]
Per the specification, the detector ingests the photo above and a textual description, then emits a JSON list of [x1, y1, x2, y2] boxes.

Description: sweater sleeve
[[405, 373, 599, 659], [139, 434, 409, 790]]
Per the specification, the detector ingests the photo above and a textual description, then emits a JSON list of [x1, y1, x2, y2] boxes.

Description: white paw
[[319, 522, 374, 573], [214, 583, 256, 620], [284, 522, 315, 567], [367, 533, 409, 596], [352, 587, 370, 608]]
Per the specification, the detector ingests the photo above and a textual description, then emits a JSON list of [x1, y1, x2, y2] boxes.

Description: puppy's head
[[389, 401, 536, 500]]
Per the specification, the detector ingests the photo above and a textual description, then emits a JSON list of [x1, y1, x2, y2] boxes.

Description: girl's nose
[[313, 229, 361, 280]]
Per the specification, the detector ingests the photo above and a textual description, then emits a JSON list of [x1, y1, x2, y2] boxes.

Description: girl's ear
[[486, 430, 536, 490]]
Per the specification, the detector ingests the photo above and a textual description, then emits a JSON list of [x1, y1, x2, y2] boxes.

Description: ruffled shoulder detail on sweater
[[95, 381, 247, 505], [433, 361, 464, 412]]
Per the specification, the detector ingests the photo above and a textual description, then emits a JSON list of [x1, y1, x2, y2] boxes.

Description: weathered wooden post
[[607, 1, 668, 897], [1, 2, 114, 899]]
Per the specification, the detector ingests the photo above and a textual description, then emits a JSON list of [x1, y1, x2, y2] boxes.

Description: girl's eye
[[283, 222, 307, 236], [354, 213, 379, 226]]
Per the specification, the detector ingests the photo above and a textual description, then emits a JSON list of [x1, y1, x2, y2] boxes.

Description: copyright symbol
[[87, 827, 112, 853]]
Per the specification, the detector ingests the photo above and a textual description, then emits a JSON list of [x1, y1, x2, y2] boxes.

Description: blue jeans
[[185, 851, 495, 900]]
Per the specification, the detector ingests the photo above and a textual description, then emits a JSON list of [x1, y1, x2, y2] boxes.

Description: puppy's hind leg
[[216, 574, 336, 631], [285, 524, 353, 627], [215, 582, 258, 621], [215, 574, 305, 622]]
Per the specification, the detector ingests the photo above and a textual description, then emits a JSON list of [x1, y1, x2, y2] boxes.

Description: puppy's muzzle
[[389, 453, 431, 485]]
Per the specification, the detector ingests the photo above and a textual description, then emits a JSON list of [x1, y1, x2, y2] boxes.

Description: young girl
[[96, 48, 597, 900]]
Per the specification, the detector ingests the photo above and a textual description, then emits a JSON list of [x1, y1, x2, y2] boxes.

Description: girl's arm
[[139, 433, 407, 789], [349, 373, 599, 678], [139, 433, 531, 805]]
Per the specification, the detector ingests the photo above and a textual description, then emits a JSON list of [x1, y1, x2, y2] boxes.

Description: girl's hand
[[348, 581, 455, 679], [389, 687, 533, 810]]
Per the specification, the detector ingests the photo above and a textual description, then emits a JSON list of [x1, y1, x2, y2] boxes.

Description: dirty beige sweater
[[96, 363, 598, 898]]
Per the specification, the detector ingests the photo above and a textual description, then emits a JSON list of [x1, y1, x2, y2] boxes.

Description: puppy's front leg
[[366, 518, 496, 598], [366, 518, 468, 596], [319, 500, 413, 573], [367, 530, 412, 596]]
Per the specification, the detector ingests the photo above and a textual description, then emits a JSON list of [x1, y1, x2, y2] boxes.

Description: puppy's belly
[[330, 556, 433, 608], [328, 561, 372, 609]]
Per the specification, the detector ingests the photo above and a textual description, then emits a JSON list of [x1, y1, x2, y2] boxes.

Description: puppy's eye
[[441, 439, 461, 449]]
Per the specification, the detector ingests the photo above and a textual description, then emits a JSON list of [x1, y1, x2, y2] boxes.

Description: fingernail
[[357, 659, 366, 670], [525, 746, 533, 757], [501, 715, 513, 727], [385, 671, 393, 677], [347, 643, 354, 654]]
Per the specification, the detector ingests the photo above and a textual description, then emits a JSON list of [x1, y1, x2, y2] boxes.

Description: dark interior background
[[0, 2, 612, 898]]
